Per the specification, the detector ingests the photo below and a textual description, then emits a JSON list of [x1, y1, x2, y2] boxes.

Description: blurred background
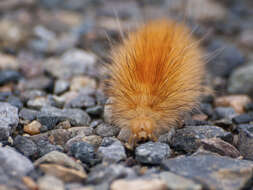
[[0, 0, 253, 98]]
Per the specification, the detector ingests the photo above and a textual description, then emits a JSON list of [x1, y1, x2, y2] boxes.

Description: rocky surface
[[0, 0, 253, 190]]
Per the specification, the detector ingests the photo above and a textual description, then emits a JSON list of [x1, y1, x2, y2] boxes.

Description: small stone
[[199, 103, 213, 117], [54, 80, 69, 95], [24, 120, 42, 135], [239, 30, 253, 49], [0, 102, 19, 141], [95, 123, 119, 137], [215, 95, 251, 113], [0, 147, 34, 178], [82, 135, 102, 147], [86, 105, 103, 116], [87, 164, 136, 185], [67, 94, 96, 109], [20, 89, 46, 103], [19, 108, 39, 122], [18, 76, 53, 92], [55, 120, 71, 129], [48, 129, 71, 146], [0, 70, 22, 85], [38, 106, 91, 128], [34, 151, 83, 171], [44, 49, 96, 79], [70, 142, 96, 165], [213, 107, 236, 120], [245, 102, 253, 112], [38, 175, 64, 190], [111, 178, 167, 190], [237, 124, 253, 160], [7, 96, 23, 110], [36, 139, 63, 157], [232, 113, 253, 124], [13, 135, 38, 158], [98, 139, 126, 162], [117, 127, 131, 143], [68, 126, 93, 137], [70, 76, 96, 91], [207, 40, 244, 77], [0, 53, 19, 70], [135, 142, 171, 165], [200, 138, 240, 158], [27, 97, 49, 109], [22, 176, 38, 190], [162, 152, 253, 190], [159, 172, 202, 190], [228, 64, 253, 96], [39, 164, 87, 182], [171, 125, 232, 153]]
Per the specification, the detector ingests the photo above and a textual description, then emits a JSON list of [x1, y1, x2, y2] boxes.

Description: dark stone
[[171, 125, 233, 153], [245, 103, 253, 112], [0, 70, 22, 85], [19, 108, 39, 121], [37, 106, 91, 129], [13, 135, 38, 158], [213, 107, 236, 120], [36, 139, 63, 157], [86, 105, 103, 116], [135, 142, 171, 165], [207, 40, 245, 78], [162, 152, 253, 190], [237, 124, 253, 160], [6, 96, 23, 110], [199, 103, 213, 117], [232, 113, 253, 124], [70, 142, 97, 165]]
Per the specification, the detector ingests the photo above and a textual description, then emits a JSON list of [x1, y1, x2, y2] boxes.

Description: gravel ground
[[0, 0, 253, 190]]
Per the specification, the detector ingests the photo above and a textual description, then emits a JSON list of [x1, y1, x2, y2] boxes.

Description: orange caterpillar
[[105, 19, 206, 145]]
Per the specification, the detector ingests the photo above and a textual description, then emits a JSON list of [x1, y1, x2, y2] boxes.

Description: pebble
[[95, 123, 119, 137], [87, 164, 136, 185], [159, 172, 202, 190], [38, 106, 91, 128], [0, 102, 19, 141], [111, 178, 167, 190], [54, 80, 70, 95], [98, 138, 126, 162], [34, 151, 83, 171], [228, 64, 253, 96], [70, 76, 96, 91], [68, 126, 93, 137], [13, 135, 38, 158], [0, 146, 34, 178], [162, 152, 253, 190], [20, 89, 46, 103], [0, 70, 22, 85], [6, 96, 23, 110], [207, 40, 244, 77], [135, 142, 171, 165], [171, 125, 233, 153], [27, 96, 50, 109], [36, 139, 63, 157], [67, 93, 96, 109], [0, 53, 19, 70], [212, 107, 237, 120], [86, 105, 103, 116], [232, 113, 253, 124], [215, 95, 251, 113], [237, 124, 253, 160], [239, 30, 253, 49], [38, 175, 64, 190], [200, 138, 240, 158], [44, 49, 96, 79], [39, 164, 87, 182], [24, 120, 42, 135], [70, 142, 96, 165]]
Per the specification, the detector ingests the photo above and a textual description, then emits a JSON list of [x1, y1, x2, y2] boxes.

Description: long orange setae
[[105, 19, 206, 145]]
